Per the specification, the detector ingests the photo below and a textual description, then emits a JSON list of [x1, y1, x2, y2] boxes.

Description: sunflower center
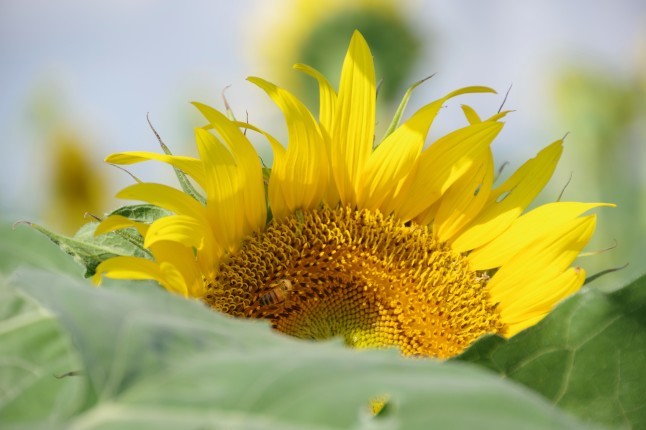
[[205, 207, 504, 358]]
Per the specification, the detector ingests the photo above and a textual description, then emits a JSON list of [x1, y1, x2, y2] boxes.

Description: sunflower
[[46, 131, 107, 235], [93, 31, 610, 358]]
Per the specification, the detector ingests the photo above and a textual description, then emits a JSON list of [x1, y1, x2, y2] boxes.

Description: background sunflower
[[246, 0, 421, 105]]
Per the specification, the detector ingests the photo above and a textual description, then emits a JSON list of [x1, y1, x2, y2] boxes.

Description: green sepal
[[148, 115, 206, 204], [263, 165, 273, 223], [25, 221, 146, 278], [379, 75, 434, 143], [26, 204, 170, 278], [109, 203, 171, 223], [159, 145, 206, 205]]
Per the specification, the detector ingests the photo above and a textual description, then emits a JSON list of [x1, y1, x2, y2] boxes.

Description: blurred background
[[1, 0, 644, 289]]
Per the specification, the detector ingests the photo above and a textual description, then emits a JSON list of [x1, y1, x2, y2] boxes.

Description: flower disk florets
[[208, 206, 504, 358]]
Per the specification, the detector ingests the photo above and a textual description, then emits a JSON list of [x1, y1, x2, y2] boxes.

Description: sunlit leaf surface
[[4, 269, 595, 430], [0, 278, 86, 426]]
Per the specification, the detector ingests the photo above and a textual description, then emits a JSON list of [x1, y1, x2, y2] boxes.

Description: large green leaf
[[0, 278, 86, 427], [5, 269, 595, 430], [457, 275, 646, 430]]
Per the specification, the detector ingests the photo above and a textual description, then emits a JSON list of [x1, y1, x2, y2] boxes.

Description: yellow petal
[[235, 121, 291, 219], [506, 314, 545, 337], [95, 214, 149, 237], [145, 215, 202, 249], [294, 63, 340, 207], [434, 150, 494, 241], [248, 77, 328, 218], [116, 183, 209, 225], [149, 241, 204, 297], [485, 110, 513, 122], [115, 181, 221, 264], [94, 222, 206, 296], [106, 152, 206, 188], [357, 119, 423, 210], [359, 87, 495, 212], [469, 202, 614, 270], [193, 102, 267, 235], [387, 121, 503, 221], [502, 267, 585, 337], [461, 105, 482, 124], [157, 262, 190, 296], [93, 256, 163, 285], [331, 30, 376, 205], [413, 200, 441, 227], [487, 214, 596, 303], [451, 139, 564, 252], [194, 128, 244, 252], [294, 63, 337, 138], [234, 121, 287, 158], [501, 267, 585, 323]]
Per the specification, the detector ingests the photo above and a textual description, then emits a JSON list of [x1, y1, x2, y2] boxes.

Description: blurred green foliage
[[299, 9, 420, 105], [1, 220, 645, 429], [553, 64, 646, 290]]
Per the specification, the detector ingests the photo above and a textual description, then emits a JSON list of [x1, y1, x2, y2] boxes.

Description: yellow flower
[[93, 31, 610, 358], [46, 131, 107, 234]]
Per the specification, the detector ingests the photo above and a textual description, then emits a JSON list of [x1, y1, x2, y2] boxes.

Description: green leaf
[[108, 204, 171, 223], [0, 278, 87, 427], [22, 204, 169, 278], [457, 275, 646, 430], [0, 219, 81, 276], [6, 269, 596, 430]]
